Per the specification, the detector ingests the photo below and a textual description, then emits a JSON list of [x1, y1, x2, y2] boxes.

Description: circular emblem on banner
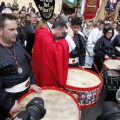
[[34, 0, 55, 21]]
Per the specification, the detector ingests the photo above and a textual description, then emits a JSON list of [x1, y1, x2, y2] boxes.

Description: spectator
[[0, 1, 6, 12], [12, 0, 19, 10], [6, 3, 12, 10], [27, 2, 35, 13]]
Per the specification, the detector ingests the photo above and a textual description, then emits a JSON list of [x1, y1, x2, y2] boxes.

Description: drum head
[[104, 59, 120, 70], [11, 87, 81, 120]]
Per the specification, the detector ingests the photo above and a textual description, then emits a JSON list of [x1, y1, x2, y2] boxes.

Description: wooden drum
[[11, 87, 81, 120], [66, 68, 103, 108]]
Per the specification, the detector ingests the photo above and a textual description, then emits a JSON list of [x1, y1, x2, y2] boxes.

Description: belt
[[69, 57, 78, 64], [5, 77, 30, 93]]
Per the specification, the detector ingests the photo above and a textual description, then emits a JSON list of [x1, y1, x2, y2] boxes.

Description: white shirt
[[87, 28, 103, 45]]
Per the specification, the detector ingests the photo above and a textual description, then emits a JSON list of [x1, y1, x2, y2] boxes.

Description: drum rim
[[67, 68, 103, 91], [104, 58, 120, 70], [11, 86, 81, 119]]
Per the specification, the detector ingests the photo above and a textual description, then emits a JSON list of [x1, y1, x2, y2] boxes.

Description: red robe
[[32, 28, 69, 87]]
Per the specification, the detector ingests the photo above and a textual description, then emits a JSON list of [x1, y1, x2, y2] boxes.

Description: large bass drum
[[102, 58, 120, 91], [11, 87, 81, 120], [66, 68, 103, 108]]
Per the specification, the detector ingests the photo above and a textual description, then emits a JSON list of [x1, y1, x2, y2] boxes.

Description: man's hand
[[67, 28, 74, 37], [30, 84, 42, 94], [10, 100, 21, 113]]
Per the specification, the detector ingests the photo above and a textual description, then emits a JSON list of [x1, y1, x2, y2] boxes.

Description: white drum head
[[104, 59, 120, 69], [67, 69, 101, 88], [12, 88, 80, 120]]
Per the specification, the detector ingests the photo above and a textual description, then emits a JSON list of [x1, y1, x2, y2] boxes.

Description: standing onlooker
[[111, 21, 118, 42], [12, 0, 19, 10], [13, 9, 19, 18], [6, 3, 12, 10], [87, 20, 105, 45], [27, 2, 35, 13], [25, 13, 37, 55], [0, 2, 6, 13], [36, 12, 41, 22], [19, 10, 26, 18], [82, 21, 92, 42], [21, 6, 27, 13], [112, 24, 120, 48], [85, 20, 105, 69]]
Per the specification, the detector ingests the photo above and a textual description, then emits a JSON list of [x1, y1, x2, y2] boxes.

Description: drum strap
[[16, 42, 69, 92], [78, 34, 101, 75]]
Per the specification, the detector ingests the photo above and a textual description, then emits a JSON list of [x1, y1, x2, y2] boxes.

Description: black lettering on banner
[[34, 0, 55, 21]]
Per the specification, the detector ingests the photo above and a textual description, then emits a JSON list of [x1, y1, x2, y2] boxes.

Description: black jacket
[[93, 36, 120, 59], [112, 34, 120, 47], [27, 7, 35, 13], [70, 34, 86, 66], [0, 42, 35, 111]]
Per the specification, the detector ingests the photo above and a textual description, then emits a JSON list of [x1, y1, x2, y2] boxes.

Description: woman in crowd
[[92, 27, 120, 73]]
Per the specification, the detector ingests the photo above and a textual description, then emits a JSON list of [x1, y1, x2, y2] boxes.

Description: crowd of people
[[0, 0, 120, 119]]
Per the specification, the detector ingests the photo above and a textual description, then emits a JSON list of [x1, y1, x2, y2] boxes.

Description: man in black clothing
[[27, 2, 35, 13], [69, 16, 86, 67], [0, 13, 42, 120]]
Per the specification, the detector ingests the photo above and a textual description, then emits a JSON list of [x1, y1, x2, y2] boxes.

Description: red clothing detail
[[32, 28, 69, 87]]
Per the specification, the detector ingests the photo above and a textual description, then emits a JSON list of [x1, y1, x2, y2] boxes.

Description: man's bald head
[[2, 8, 12, 14]]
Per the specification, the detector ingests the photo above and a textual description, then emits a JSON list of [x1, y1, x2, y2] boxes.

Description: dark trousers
[[0, 87, 29, 120], [0, 109, 10, 120], [91, 55, 103, 73], [25, 33, 35, 55], [105, 91, 117, 103]]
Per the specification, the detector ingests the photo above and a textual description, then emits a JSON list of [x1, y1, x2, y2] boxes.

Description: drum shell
[[11, 87, 81, 120], [66, 68, 103, 108], [102, 69, 120, 91]]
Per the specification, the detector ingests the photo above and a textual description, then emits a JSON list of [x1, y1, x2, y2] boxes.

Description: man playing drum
[[0, 13, 42, 120], [69, 16, 86, 67]]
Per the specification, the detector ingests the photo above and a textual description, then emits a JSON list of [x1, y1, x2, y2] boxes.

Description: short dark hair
[[71, 16, 82, 26], [99, 20, 105, 25], [0, 13, 17, 28], [52, 20, 66, 29]]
